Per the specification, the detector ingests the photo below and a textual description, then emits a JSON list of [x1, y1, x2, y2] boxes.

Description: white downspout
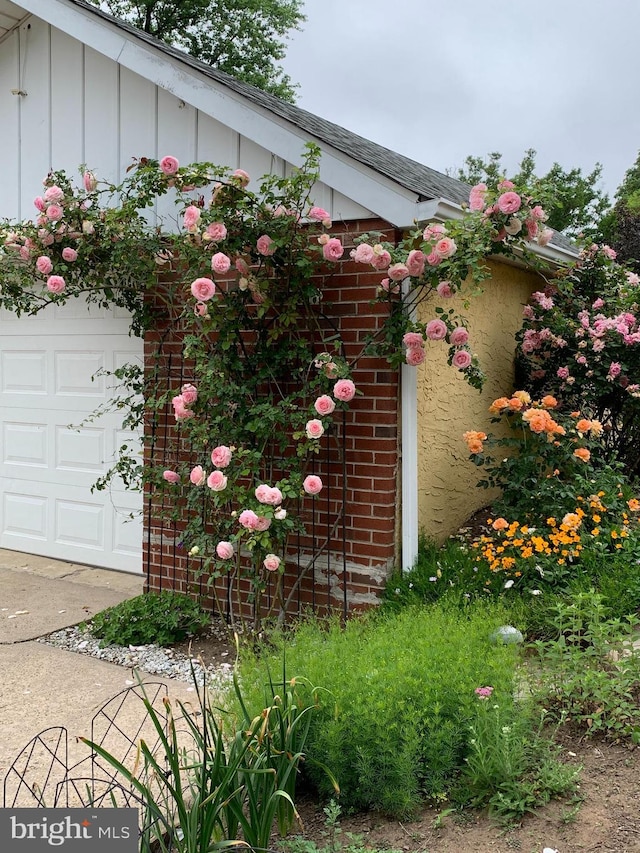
[[401, 279, 419, 573]]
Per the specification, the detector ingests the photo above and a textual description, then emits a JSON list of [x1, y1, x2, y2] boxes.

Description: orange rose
[[491, 517, 509, 531], [541, 395, 558, 408], [489, 396, 510, 414], [573, 447, 591, 462], [628, 498, 640, 512], [576, 418, 592, 434]]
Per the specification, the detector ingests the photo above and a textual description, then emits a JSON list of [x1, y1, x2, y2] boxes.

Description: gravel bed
[[37, 625, 234, 689]]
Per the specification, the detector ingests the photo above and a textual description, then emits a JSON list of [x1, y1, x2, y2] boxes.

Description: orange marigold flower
[[541, 395, 558, 408], [628, 498, 640, 512], [492, 517, 509, 531], [489, 397, 511, 414], [573, 447, 591, 463]]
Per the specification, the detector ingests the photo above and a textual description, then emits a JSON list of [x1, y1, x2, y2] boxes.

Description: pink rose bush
[[160, 155, 180, 175], [303, 475, 323, 495], [190, 277, 216, 301]]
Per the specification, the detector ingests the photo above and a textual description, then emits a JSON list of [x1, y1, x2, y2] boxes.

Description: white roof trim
[[13, 0, 422, 225]]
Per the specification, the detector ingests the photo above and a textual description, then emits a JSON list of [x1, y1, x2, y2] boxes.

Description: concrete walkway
[[0, 549, 200, 806]]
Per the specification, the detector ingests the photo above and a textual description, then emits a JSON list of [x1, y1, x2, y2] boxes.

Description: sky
[[282, 0, 640, 200]]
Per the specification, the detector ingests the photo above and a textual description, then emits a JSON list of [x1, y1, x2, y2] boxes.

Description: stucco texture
[[416, 259, 542, 542]]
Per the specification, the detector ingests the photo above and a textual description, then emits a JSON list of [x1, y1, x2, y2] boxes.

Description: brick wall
[[143, 219, 402, 621]]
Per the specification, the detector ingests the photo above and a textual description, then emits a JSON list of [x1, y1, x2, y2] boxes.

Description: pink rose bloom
[[254, 515, 271, 532], [211, 252, 231, 274], [46, 204, 64, 222], [371, 246, 391, 269], [496, 191, 522, 214], [263, 554, 281, 572], [405, 346, 426, 366], [44, 185, 64, 203], [537, 228, 553, 247], [576, 355, 587, 365], [434, 237, 457, 259], [82, 220, 95, 235], [83, 171, 97, 192], [306, 419, 325, 439], [530, 205, 547, 221], [351, 243, 375, 264], [190, 277, 216, 301], [194, 302, 209, 318], [177, 384, 196, 406], [452, 349, 472, 370], [525, 218, 539, 240], [322, 238, 344, 261], [62, 247, 78, 262], [379, 278, 399, 294], [591, 298, 605, 310], [522, 305, 535, 319], [626, 271, 640, 286], [388, 262, 409, 281], [256, 234, 275, 256], [608, 361, 622, 378], [239, 509, 259, 530], [183, 205, 201, 230], [34, 196, 46, 212], [314, 395, 336, 416], [19, 246, 30, 260], [216, 541, 234, 560], [160, 156, 180, 175], [423, 223, 446, 241], [450, 327, 469, 346], [426, 250, 442, 266], [498, 180, 515, 190], [172, 395, 194, 421], [602, 245, 617, 260], [425, 319, 447, 340], [38, 231, 55, 247], [162, 470, 180, 484], [468, 183, 487, 211], [333, 379, 356, 402], [436, 280, 454, 298], [210, 445, 232, 468], [309, 206, 331, 227], [231, 168, 250, 186], [36, 256, 53, 275], [255, 484, 272, 503], [206, 222, 227, 242], [556, 367, 570, 379], [403, 332, 424, 347], [405, 250, 425, 277], [190, 465, 206, 486], [46, 275, 65, 294], [207, 470, 228, 491], [303, 475, 323, 495]]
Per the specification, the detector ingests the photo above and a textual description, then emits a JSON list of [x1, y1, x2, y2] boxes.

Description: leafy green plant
[[240, 602, 521, 817], [89, 591, 211, 647], [82, 662, 329, 852], [280, 799, 403, 853], [455, 692, 578, 824], [531, 591, 640, 741]]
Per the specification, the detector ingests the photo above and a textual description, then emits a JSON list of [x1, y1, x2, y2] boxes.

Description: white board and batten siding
[[0, 13, 371, 572]]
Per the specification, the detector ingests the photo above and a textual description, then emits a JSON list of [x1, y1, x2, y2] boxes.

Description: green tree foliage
[[89, 0, 304, 101], [602, 150, 640, 272], [457, 149, 610, 240]]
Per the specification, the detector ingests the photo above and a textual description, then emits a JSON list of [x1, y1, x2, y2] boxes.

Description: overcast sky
[[282, 0, 640, 199]]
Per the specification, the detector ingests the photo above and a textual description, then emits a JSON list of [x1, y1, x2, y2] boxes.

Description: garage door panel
[[0, 298, 143, 572]]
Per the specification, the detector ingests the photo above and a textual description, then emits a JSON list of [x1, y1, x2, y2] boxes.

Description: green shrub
[[90, 590, 210, 647], [239, 602, 521, 817], [531, 591, 640, 742]]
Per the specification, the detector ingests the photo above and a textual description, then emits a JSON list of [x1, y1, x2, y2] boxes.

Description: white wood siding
[[0, 16, 373, 223]]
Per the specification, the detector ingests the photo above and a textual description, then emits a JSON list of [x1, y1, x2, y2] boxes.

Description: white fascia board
[[15, 0, 421, 224]]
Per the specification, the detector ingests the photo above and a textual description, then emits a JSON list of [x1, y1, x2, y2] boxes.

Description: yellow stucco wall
[[416, 259, 542, 542]]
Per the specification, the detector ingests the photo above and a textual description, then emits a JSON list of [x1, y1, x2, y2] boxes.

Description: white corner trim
[[401, 359, 418, 573]]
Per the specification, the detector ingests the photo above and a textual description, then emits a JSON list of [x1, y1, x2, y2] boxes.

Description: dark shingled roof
[[67, 0, 575, 252]]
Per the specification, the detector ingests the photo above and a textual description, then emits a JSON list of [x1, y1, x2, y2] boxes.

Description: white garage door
[[0, 298, 143, 573]]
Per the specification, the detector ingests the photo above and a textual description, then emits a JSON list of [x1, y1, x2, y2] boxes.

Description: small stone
[[490, 625, 524, 645]]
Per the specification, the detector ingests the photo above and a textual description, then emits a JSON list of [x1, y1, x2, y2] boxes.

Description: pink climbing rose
[[497, 191, 522, 214], [36, 256, 53, 275], [190, 277, 216, 301], [306, 419, 325, 439], [162, 470, 180, 484], [405, 346, 426, 366], [449, 327, 469, 346], [216, 541, 234, 560], [303, 475, 323, 495], [189, 466, 206, 486], [46, 275, 66, 294], [263, 554, 281, 572], [180, 384, 198, 405], [211, 445, 232, 468], [322, 238, 344, 261], [314, 395, 336, 416], [183, 206, 201, 230], [160, 156, 179, 175], [206, 222, 227, 242], [256, 234, 275, 256], [452, 350, 472, 370], [207, 470, 228, 491], [425, 319, 447, 340], [62, 247, 78, 262], [211, 252, 231, 274], [333, 379, 356, 402]]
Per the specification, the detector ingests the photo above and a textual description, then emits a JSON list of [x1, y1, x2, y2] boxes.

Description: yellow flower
[[591, 528, 600, 536], [592, 514, 601, 523]]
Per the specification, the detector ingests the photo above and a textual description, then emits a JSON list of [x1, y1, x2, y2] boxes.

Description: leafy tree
[[602, 150, 640, 272], [457, 149, 610, 240], [89, 0, 304, 101]]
